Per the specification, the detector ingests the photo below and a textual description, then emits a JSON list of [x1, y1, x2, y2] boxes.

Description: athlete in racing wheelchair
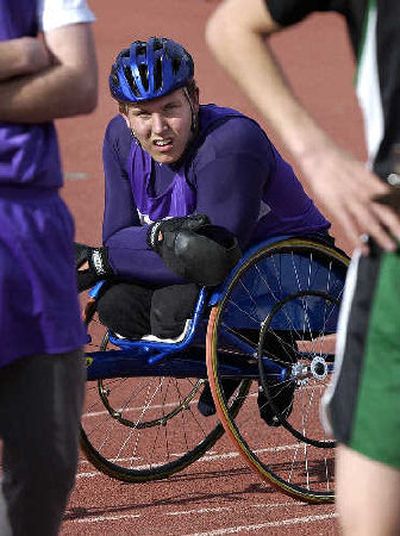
[[76, 36, 333, 425]]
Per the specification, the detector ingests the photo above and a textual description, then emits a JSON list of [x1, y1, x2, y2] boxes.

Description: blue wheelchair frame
[[84, 235, 345, 385]]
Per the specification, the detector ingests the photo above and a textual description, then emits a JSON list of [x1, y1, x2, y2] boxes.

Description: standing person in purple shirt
[[77, 36, 330, 418], [0, 1, 97, 535]]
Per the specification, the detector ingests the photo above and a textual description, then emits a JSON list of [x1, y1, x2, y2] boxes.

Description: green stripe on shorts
[[350, 249, 400, 468]]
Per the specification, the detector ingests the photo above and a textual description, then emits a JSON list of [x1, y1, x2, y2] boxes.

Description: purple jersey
[[102, 105, 330, 284], [0, 0, 87, 367]]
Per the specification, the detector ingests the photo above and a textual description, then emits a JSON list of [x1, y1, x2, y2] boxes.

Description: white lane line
[[65, 171, 88, 180], [202, 442, 302, 460], [76, 443, 302, 479], [76, 471, 107, 479], [83, 386, 313, 420], [166, 502, 297, 517], [66, 513, 140, 524], [82, 398, 194, 418], [182, 512, 337, 535], [65, 510, 336, 529], [85, 388, 307, 421]]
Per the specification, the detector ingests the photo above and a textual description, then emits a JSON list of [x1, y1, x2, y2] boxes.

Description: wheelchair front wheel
[[80, 306, 247, 483]]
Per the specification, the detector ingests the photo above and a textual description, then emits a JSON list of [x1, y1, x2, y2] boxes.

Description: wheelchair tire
[[206, 238, 349, 503], [80, 303, 248, 483]]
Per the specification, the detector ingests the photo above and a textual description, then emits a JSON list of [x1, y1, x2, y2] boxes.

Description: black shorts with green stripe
[[322, 242, 400, 468]]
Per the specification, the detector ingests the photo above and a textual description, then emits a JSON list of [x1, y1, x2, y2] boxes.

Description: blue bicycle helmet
[[109, 37, 194, 103]]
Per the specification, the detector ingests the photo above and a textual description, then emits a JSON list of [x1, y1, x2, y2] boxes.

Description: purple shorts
[[0, 188, 87, 367]]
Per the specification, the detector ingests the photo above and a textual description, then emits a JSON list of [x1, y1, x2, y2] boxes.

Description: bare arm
[[206, 0, 400, 252], [0, 37, 51, 80], [0, 22, 98, 122]]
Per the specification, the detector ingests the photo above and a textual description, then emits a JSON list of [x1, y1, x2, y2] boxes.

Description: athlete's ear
[[185, 81, 200, 113], [118, 103, 130, 128]]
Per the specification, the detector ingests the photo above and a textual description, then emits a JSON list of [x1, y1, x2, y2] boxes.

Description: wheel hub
[[310, 356, 328, 380]]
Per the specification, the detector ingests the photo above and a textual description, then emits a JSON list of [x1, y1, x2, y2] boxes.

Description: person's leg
[[97, 282, 153, 338], [0, 349, 85, 536], [336, 445, 400, 536], [257, 330, 296, 426], [150, 283, 232, 416], [150, 283, 200, 338], [322, 246, 400, 535]]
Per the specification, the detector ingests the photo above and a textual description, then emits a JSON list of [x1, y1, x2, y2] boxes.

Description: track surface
[[58, 1, 365, 534]]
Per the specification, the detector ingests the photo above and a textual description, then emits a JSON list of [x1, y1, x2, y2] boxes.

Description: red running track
[[58, 1, 366, 534]]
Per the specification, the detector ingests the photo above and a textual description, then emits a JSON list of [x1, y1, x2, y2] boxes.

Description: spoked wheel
[[258, 290, 338, 448], [206, 238, 349, 503], [80, 303, 247, 482]]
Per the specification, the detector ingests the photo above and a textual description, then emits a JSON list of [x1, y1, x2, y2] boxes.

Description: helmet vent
[[123, 66, 140, 97], [110, 65, 119, 87], [138, 64, 149, 91], [171, 57, 181, 75], [154, 58, 163, 91], [136, 44, 147, 57], [153, 39, 163, 51]]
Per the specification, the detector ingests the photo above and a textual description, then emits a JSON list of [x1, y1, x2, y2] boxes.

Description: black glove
[[148, 216, 241, 286], [147, 214, 211, 253], [75, 243, 91, 269], [74, 243, 114, 292]]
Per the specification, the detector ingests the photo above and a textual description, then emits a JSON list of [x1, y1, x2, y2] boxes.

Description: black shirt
[[265, 0, 400, 179]]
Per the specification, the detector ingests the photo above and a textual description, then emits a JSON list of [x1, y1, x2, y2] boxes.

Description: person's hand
[[19, 37, 52, 74], [148, 217, 241, 286], [74, 243, 113, 292], [299, 142, 400, 254], [0, 37, 51, 81], [147, 214, 211, 253]]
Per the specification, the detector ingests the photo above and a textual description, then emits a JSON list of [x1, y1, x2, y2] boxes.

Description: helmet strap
[[183, 87, 199, 132]]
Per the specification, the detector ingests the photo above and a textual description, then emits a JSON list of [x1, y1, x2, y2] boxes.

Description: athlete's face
[[124, 88, 199, 164]]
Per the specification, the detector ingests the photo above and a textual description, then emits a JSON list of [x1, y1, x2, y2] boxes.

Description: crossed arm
[[0, 22, 97, 123], [0, 37, 50, 80], [205, 0, 400, 252]]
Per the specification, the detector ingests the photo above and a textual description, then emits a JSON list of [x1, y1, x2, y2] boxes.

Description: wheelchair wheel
[[258, 289, 338, 447], [80, 303, 248, 482], [206, 238, 349, 503]]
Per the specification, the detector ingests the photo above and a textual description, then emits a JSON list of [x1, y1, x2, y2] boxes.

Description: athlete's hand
[[147, 214, 211, 253], [299, 142, 400, 254], [74, 243, 113, 292]]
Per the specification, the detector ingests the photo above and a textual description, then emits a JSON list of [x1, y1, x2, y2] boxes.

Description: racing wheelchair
[[80, 234, 349, 504]]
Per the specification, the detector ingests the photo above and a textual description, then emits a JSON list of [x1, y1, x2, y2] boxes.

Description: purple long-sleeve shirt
[[102, 105, 330, 285]]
